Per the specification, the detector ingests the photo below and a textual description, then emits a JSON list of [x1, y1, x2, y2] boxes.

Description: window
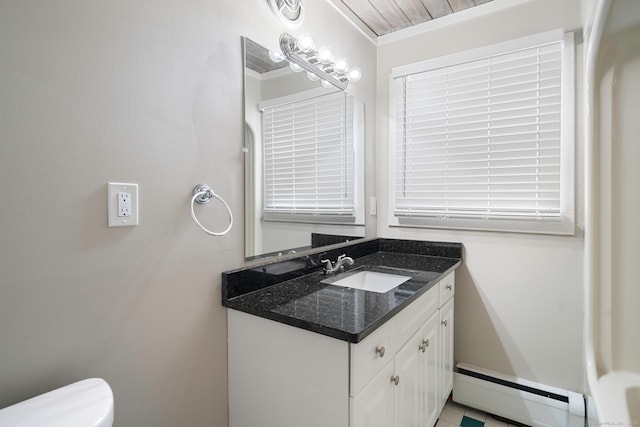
[[261, 90, 363, 224], [390, 30, 575, 234]]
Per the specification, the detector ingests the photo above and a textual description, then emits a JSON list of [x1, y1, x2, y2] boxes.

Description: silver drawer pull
[[376, 346, 386, 358], [442, 320, 448, 327], [391, 375, 400, 386], [419, 339, 430, 352], [446, 283, 453, 291]]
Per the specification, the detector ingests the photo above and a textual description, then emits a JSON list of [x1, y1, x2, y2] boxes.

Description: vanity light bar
[[279, 33, 361, 91]]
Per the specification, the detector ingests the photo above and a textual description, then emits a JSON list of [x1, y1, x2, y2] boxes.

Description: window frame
[[388, 29, 575, 235]]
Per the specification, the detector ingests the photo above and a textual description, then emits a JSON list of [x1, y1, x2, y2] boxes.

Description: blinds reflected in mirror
[[262, 91, 355, 219]]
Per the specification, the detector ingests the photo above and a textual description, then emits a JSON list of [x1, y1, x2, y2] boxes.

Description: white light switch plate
[[108, 182, 138, 227], [369, 196, 377, 216]]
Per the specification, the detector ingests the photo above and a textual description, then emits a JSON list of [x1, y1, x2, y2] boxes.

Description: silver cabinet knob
[[391, 375, 400, 386], [419, 338, 430, 352], [376, 346, 385, 358], [446, 283, 453, 291], [442, 320, 448, 327]]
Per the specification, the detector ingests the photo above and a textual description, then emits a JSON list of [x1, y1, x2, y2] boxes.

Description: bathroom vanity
[[223, 239, 461, 427]]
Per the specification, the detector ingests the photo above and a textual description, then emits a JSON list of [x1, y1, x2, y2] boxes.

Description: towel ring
[[190, 184, 233, 236]]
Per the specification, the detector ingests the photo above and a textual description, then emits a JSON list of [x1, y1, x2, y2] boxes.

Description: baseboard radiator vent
[[453, 363, 585, 427]]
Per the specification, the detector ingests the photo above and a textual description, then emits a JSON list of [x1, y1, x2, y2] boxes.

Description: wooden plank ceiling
[[338, 0, 493, 36]]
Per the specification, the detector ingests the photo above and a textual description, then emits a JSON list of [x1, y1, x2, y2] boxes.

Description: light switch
[[108, 183, 138, 227], [369, 196, 377, 216]]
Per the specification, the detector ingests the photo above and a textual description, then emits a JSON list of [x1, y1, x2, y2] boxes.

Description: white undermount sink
[[321, 271, 411, 293]]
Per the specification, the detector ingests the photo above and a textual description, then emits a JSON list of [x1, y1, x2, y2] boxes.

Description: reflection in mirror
[[243, 37, 365, 260]]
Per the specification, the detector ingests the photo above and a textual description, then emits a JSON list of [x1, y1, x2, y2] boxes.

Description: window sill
[[392, 216, 575, 236], [264, 212, 363, 226]]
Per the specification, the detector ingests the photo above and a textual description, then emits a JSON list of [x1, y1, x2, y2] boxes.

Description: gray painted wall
[[0, 1, 376, 425], [376, 0, 586, 393]]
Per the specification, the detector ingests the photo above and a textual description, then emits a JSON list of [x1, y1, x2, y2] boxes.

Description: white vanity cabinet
[[351, 295, 439, 427], [439, 272, 455, 408], [227, 271, 455, 427], [352, 308, 441, 427], [351, 271, 454, 427], [439, 297, 455, 408]]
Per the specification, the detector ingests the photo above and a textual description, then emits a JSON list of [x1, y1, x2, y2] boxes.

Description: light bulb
[[268, 50, 285, 63], [289, 62, 303, 73], [334, 58, 349, 74], [321, 80, 334, 89], [306, 71, 319, 81], [297, 33, 316, 53], [317, 46, 334, 64], [347, 67, 362, 82]]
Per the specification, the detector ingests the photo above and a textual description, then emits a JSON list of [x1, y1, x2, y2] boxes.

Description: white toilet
[[0, 378, 113, 427]]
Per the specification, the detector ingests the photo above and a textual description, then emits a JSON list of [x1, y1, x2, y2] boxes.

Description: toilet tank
[[0, 378, 114, 427]]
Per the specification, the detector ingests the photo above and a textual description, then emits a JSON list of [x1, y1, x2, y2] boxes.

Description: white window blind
[[392, 31, 574, 234], [262, 91, 355, 218]]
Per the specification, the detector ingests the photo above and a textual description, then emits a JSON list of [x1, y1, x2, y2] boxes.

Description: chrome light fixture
[[279, 33, 362, 91]]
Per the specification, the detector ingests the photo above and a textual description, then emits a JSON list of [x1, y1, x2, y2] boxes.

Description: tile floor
[[436, 400, 528, 427]]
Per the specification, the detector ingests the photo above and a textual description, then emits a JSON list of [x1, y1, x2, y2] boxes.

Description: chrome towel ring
[[190, 184, 233, 236]]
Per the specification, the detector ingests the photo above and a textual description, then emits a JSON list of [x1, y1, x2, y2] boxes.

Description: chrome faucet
[[320, 254, 354, 275]]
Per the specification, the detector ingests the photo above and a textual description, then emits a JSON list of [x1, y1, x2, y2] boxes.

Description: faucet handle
[[320, 259, 333, 270], [337, 254, 347, 262]]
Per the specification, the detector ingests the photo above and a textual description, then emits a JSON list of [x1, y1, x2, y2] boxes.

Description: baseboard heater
[[453, 363, 585, 427]]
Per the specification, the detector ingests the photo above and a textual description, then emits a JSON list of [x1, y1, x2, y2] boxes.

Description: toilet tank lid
[[0, 378, 114, 427]]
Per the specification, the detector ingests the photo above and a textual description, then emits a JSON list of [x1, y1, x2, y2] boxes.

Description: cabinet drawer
[[393, 284, 438, 349], [350, 316, 397, 397], [439, 272, 455, 306]]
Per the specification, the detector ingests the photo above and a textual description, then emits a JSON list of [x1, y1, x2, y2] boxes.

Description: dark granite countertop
[[222, 239, 462, 343]]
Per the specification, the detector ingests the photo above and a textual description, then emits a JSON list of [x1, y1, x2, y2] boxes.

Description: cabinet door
[[439, 298, 454, 406], [420, 312, 440, 427], [394, 333, 423, 427], [351, 361, 395, 427]]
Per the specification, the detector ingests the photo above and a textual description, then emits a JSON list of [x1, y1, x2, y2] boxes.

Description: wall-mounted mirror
[[242, 36, 366, 259]]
